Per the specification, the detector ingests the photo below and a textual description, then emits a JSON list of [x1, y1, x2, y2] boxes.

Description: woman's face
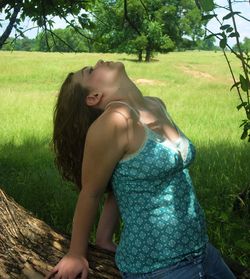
[[74, 59, 125, 96]]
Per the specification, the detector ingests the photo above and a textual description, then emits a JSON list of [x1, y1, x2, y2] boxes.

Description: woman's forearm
[[69, 189, 101, 258], [96, 191, 120, 245]]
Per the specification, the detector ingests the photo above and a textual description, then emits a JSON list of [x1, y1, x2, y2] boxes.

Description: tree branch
[[41, 1, 51, 51], [0, 3, 21, 49], [123, 0, 141, 35], [50, 0, 102, 46], [204, 27, 250, 70], [1, 25, 39, 52], [139, 0, 150, 20], [228, 0, 249, 104], [48, 28, 77, 53], [215, 3, 250, 22]]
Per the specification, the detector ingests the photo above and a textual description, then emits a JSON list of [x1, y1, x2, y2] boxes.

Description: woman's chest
[[114, 137, 196, 181]]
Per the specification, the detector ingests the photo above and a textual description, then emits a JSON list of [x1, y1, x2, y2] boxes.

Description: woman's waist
[[116, 232, 209, 271], [120, 208, 207, 234], [111, 169, 194, 195]]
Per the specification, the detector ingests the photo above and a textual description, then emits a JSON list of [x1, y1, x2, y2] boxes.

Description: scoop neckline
[[119, 126, 150, 162], [142, 124, 183, 144], [119, 124, 183, 163]]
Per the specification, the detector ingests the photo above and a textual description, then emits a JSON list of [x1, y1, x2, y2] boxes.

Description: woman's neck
[[107, 79, 148, 110]]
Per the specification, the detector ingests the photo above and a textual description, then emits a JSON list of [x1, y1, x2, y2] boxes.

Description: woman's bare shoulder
[[87, 105, 130, 142], [145, 96, 167, 110], [90, 108, 128, 136]]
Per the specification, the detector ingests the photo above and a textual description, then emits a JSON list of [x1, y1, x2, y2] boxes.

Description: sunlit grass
[[0, 50, 249, 267]]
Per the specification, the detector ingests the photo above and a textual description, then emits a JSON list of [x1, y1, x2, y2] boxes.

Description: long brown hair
[[51, 72, 112, 192]]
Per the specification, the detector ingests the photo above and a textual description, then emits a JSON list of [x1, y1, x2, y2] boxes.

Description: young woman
[[45, 59, 236, 279]]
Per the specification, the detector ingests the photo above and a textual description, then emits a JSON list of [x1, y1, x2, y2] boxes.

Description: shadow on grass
[[0, 136, 249, 265], [0, 136, 80, 235], [118, 57, 160, 63]]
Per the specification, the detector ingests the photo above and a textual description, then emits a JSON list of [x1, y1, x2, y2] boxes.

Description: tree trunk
[[0, 187, 249, 279], [0, 4, 21, 49], [138, 50, 143, 62], [0, 188, 121, 278], [145, 46, 151, 62]]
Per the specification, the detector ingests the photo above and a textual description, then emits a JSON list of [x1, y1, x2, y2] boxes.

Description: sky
[[0, 0, 249, 48]]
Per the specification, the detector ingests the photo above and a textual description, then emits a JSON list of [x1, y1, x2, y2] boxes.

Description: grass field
[[0, 50, 249, 267]]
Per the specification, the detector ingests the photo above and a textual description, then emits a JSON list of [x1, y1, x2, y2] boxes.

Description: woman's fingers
[[44, 267, 58, 279], [45, 269, 86, 279], [44, 255, 89, 279]]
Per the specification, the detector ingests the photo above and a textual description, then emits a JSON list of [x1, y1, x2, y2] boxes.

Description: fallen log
[[0, 188, 121, 278], [0, 188, 249, 279]]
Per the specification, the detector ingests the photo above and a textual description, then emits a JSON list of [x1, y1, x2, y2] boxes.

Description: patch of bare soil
[[132, 78, 165, 86], [177, 65, 215, 80]]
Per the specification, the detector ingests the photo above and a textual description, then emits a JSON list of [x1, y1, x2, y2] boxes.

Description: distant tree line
[[1, 26, 224, 53]]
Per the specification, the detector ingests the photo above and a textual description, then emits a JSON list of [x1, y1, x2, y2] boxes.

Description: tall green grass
[[0, 50, 249, 267]]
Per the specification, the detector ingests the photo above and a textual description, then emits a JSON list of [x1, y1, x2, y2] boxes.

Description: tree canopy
[[1, 0, 209, 61]]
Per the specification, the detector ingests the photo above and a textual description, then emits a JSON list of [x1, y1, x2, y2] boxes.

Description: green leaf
[[245, 122, 250, 129], [239, 119, 247, 128], [241, 130, 248, 139], [223, 11, 241, 20], [220, 24, 231, 30], [230, 81, 240, 91], [204, 34, 216, 40], [226, 27, 234, 33], [198, 0, 215, 12], [219, 38, 227, 49], [202, 14, 216, 20], [239, 74, 249, 92], [228, 32, 240, 38], [204, 33, 222, 40], [237, 102, 247, 110]]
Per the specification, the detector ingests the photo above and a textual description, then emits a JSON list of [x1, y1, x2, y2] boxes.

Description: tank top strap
[[104, 100, 146, 126], [104, 100, 185, 143]]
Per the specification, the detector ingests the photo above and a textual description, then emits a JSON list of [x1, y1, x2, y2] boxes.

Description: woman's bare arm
[[95, 191, 120, 251], [68, 110, 128, 257], [45, 111, 128, 279]]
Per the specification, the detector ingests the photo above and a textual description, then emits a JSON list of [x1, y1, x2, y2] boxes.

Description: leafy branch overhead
[[0, 0, 207, 61], [196, 0, 250, 142], [0, 0, 97, 51]]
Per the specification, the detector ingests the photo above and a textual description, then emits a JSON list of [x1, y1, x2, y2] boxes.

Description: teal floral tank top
[[105, 100, 209, 274]]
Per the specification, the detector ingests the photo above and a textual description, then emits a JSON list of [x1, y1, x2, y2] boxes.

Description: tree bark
[[0, 188, 121, 278], [138, 50, 143, 62], [145, 45, 151, 62], [0, 4, 21, 49], [0, 187, 249, 279]]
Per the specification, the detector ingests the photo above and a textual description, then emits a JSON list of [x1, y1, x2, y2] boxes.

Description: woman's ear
[[86, 92, 103, 107]]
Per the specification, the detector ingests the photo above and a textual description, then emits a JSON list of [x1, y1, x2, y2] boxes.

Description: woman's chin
[[113, 61, 124, 68], [117, 62, 126, 73]]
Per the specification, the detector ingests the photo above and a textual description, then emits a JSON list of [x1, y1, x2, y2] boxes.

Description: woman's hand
[[44, 252, 89, 279]]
